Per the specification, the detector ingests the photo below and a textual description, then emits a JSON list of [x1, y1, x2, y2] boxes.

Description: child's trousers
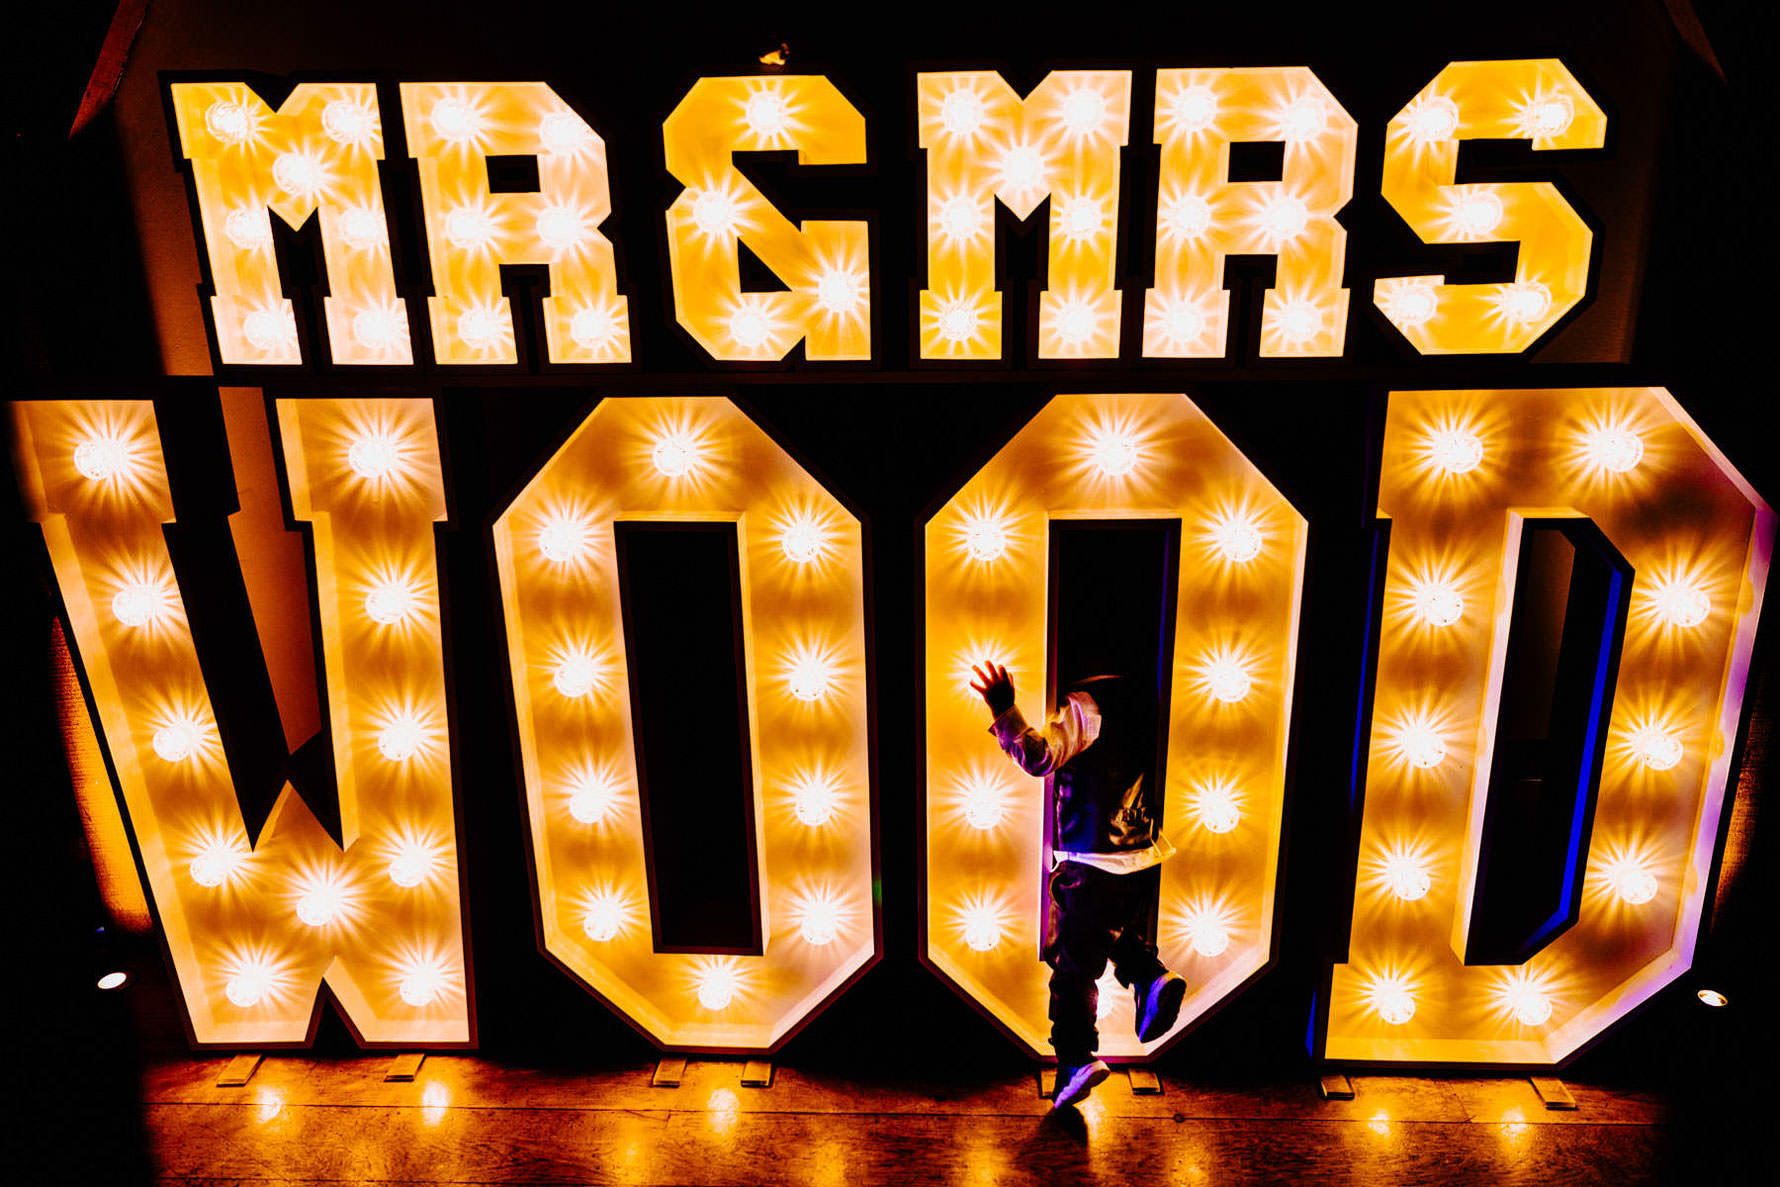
[[1042, 860, 1166, 1064]]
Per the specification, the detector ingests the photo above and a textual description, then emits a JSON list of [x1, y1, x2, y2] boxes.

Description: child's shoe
[[1051, 1059, 1111, 1109], [1135, 971, 1187, 1042]]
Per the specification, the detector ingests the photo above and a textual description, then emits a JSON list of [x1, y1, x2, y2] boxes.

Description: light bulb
[[398, 961, 446, 1007], [536, 205, 588, 250], [938, 196, 981, 242], [1208, 515, 1263, 563], [295, 878, 346, 926], [322, 100, 373, 144], [1374, 988, 1415, 1026], [1158, 298, 1206, 347], [1404, 95, 1460, 142], [225, 962, 275, 1007], [1169, 87, 1217, 133], [815, 268, 862, 315], [798, 896, 842, 946], [1278, 97, 1326, 142], [792, 776, 839, 827], [153, 721, 201, 763], [1185, 913, 1230, 957], [1055, 300, 1097, 345], [552, 651, 602, 699], [1382, 853, 1432, 901], [1276, 300, 1322, 344], [998, 145, 1044, 191], [696, 966, 738, 1010], [242, 308, 293, 353], [962, 514, 1009, 562], [97, 971, 129, 990], [1203, 657, 1252, 704], [692, 189, 738, 237], [1501, 280, 1553, 325], [456, 308, 502, 348], [1191, 780, 1241, 834], [378, 715, 425, 763], [272, 152, 324, 198], [1058, 87, 1107, 137], [445, 206, 496, 250], [189, 840, 244, 888], [1258, 194, 1309, 242], [337, 207, 384, 250], [388, 843, 433, 888], [1395, 722, 1447, 770], [1162, 193, 1212, 240], [568, 773, 619, 823], [780, 515, 826, 564], [225, 208, 272, 251], [1652, 580, 1710, 628], [352, 307, 401, 350], [429, 97, 477, 142], [1582, 426, 1644, 473], [570, 306, 617, 350], [651, 431, 701, 476], [1603, 856, 1658, 904], [1451, 190, 1503, 237], [112, 580, 171, 628], [960, 779, 1006, 830], [940, 89, 984, 137], [1522, 94, 1575, 137], [1389, 283, 1440, 328], [1088, 429, 1139, 477], [745, 90, 789, 137], [729, 307, 771, 349], [365, 579, 419, 624], [1631, 725, 1682, 770], [538, 111, 590, 155], [1503, 983, 1552, 1027], [938, 301, 978, 343], [787, 652, 836, 702], [206, 100, 255, 144], [1697, 989, 1728, 1008], [347, 431, 401, 479], [582, 893, 625, 941], [1427, 427, 1484, 474], [961, 903, 1003, 952], [1409, 579, 1464, 626], [537, 514, 595, 564], [73, 434, 132, 481]]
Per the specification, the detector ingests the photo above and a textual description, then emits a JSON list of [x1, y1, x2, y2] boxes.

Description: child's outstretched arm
[[969, 662, 1099, 776]]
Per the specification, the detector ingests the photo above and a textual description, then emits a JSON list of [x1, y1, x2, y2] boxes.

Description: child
[[969, 661, 1186, 1110]]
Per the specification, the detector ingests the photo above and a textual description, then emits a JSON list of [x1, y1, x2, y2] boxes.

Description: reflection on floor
[[142, 1055, 1689, 1184]]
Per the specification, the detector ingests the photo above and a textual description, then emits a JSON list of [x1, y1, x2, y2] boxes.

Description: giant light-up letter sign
[[923, 393, 1305, 1057], [492, 396, 877, 1050], [402, 82, 631, 365], [918, 71, 1133, 360], [1326, 388, 1772, 1063], [14, 398, 470, 1045], [663, 77, 871, 362], [1374, 61, 1606, 354], [1144, 68, 1357, 359], [170, 82, 410, 365]]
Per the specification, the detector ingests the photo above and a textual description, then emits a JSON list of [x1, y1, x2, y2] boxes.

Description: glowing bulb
[[1409, 579, 1464, 626], [1697, 989, 1728, 1008], [1602, 855, 1658, 904], [429, 97, 477, 142], [1191, 779, 1241, 834], [938, 195, 981, 242], [1382, 853, 1432, 901], [456, 308, 502, 348], [1367, 977, 1416, 1025], [1169, 86, 1217, 133], [938, 301, 979, 343], [242, 308, 294, 353], [1583, 426, 1644, 473], [696, 966, 738, 1010], [1395, 721, 1447, 770], [568, 772, 619, 823], [352, 306, 401, 350], [445, 206, 496, 249], [206, 100, 255, 144], [1388, 283, 1440, 328], [337, 207, 383, 250], [97, 971, 129, 990], [1203, 656, 1252, 703], [998, 145, 1044, 191], [1404, 95, 1460, 142], [1631, 724, 1682, 770], [961, 903, 1003, 952], [1451, 190, 1503, 238], [365, 579, 419, 624], [1427, 427, 1484, 474], [225, 962, 275, 1007], [1521, 94, 1575, 137], [1278, 96, 1326, 142], [225, 208, 272, 251], [153, 720, 201, 763], [536, 205, 588, 249], [792, 775, 839, 827], [570, 305, 617, 350], [272, 152, 324, 197], [962, 514, 1009, 562], [1158, 297, 1206, 346], [940, 89, 984, 137], [815, 268, 862, 315], [189, 840, 244, 888], [1162, 193, 1212, 240], [1501, 280, 1553, 325], [1088, 429, 1139, 477], [1184, 912, 1231, 957], [745, 90, 789, 137], [1652, 580, 1711, 628], [388, 843, 434, 888], [377, 715, 425, 762], [1503, 983, 1552, 1027], [582, 893, 625, 941], [1058, 87, 1107, 136], [346, 431, 401, 480], [552, 650, 602, 699], [651, 432, 700, 477], [729, 307, 770, 348], [692, 189, 738, 237], [777, 518, 824, 566], [1055, 299, 1097, 345], [295, 878, 347, 926], [539, 111, 590, 154], [960, 779, 1007, 830], [1258, 194, 1309, 242], [321, 99, 373, 144], [798, 896, 842, 946], [537, 514, 595, 564], [1276, 300, 1322, 344], [112, 580, 172, 628], [1208, 514, 1263, 563], [787, 651, 836, 702], [399, 960, 447, 1007], [73, 434, 132, 480]]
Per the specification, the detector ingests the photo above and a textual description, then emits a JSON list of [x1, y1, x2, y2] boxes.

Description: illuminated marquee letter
[[1325, 388, 1772, 1063], [918, 71, 1133, 359], [1374, 61, 1606, 354], [402, 82, 631, 365], [923, 393, 1306, 1057], [493, 396, 877, 1050], [1143, 68, 1357, 359], [13, 398, 470, 1045], [170, 82, 410, 365], [662, 77, 870, 361]]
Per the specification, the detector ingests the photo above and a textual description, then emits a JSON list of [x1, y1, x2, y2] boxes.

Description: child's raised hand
[[969, 662, 1016, 716]]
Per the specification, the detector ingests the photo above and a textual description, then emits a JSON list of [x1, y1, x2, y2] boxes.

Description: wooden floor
[[127, 1054, 1744, 1185]]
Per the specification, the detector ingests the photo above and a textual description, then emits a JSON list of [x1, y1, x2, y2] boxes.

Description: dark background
[[5, 2, 1773, 1181]]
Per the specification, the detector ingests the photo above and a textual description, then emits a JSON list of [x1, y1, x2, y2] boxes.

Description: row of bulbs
[[1422, 419, 1650, 477], [954, 893, 1236, 960], [1360, 969, 1567, 1029], [1372, 847, 1661, 906], [221, 951, 452, 1010]]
